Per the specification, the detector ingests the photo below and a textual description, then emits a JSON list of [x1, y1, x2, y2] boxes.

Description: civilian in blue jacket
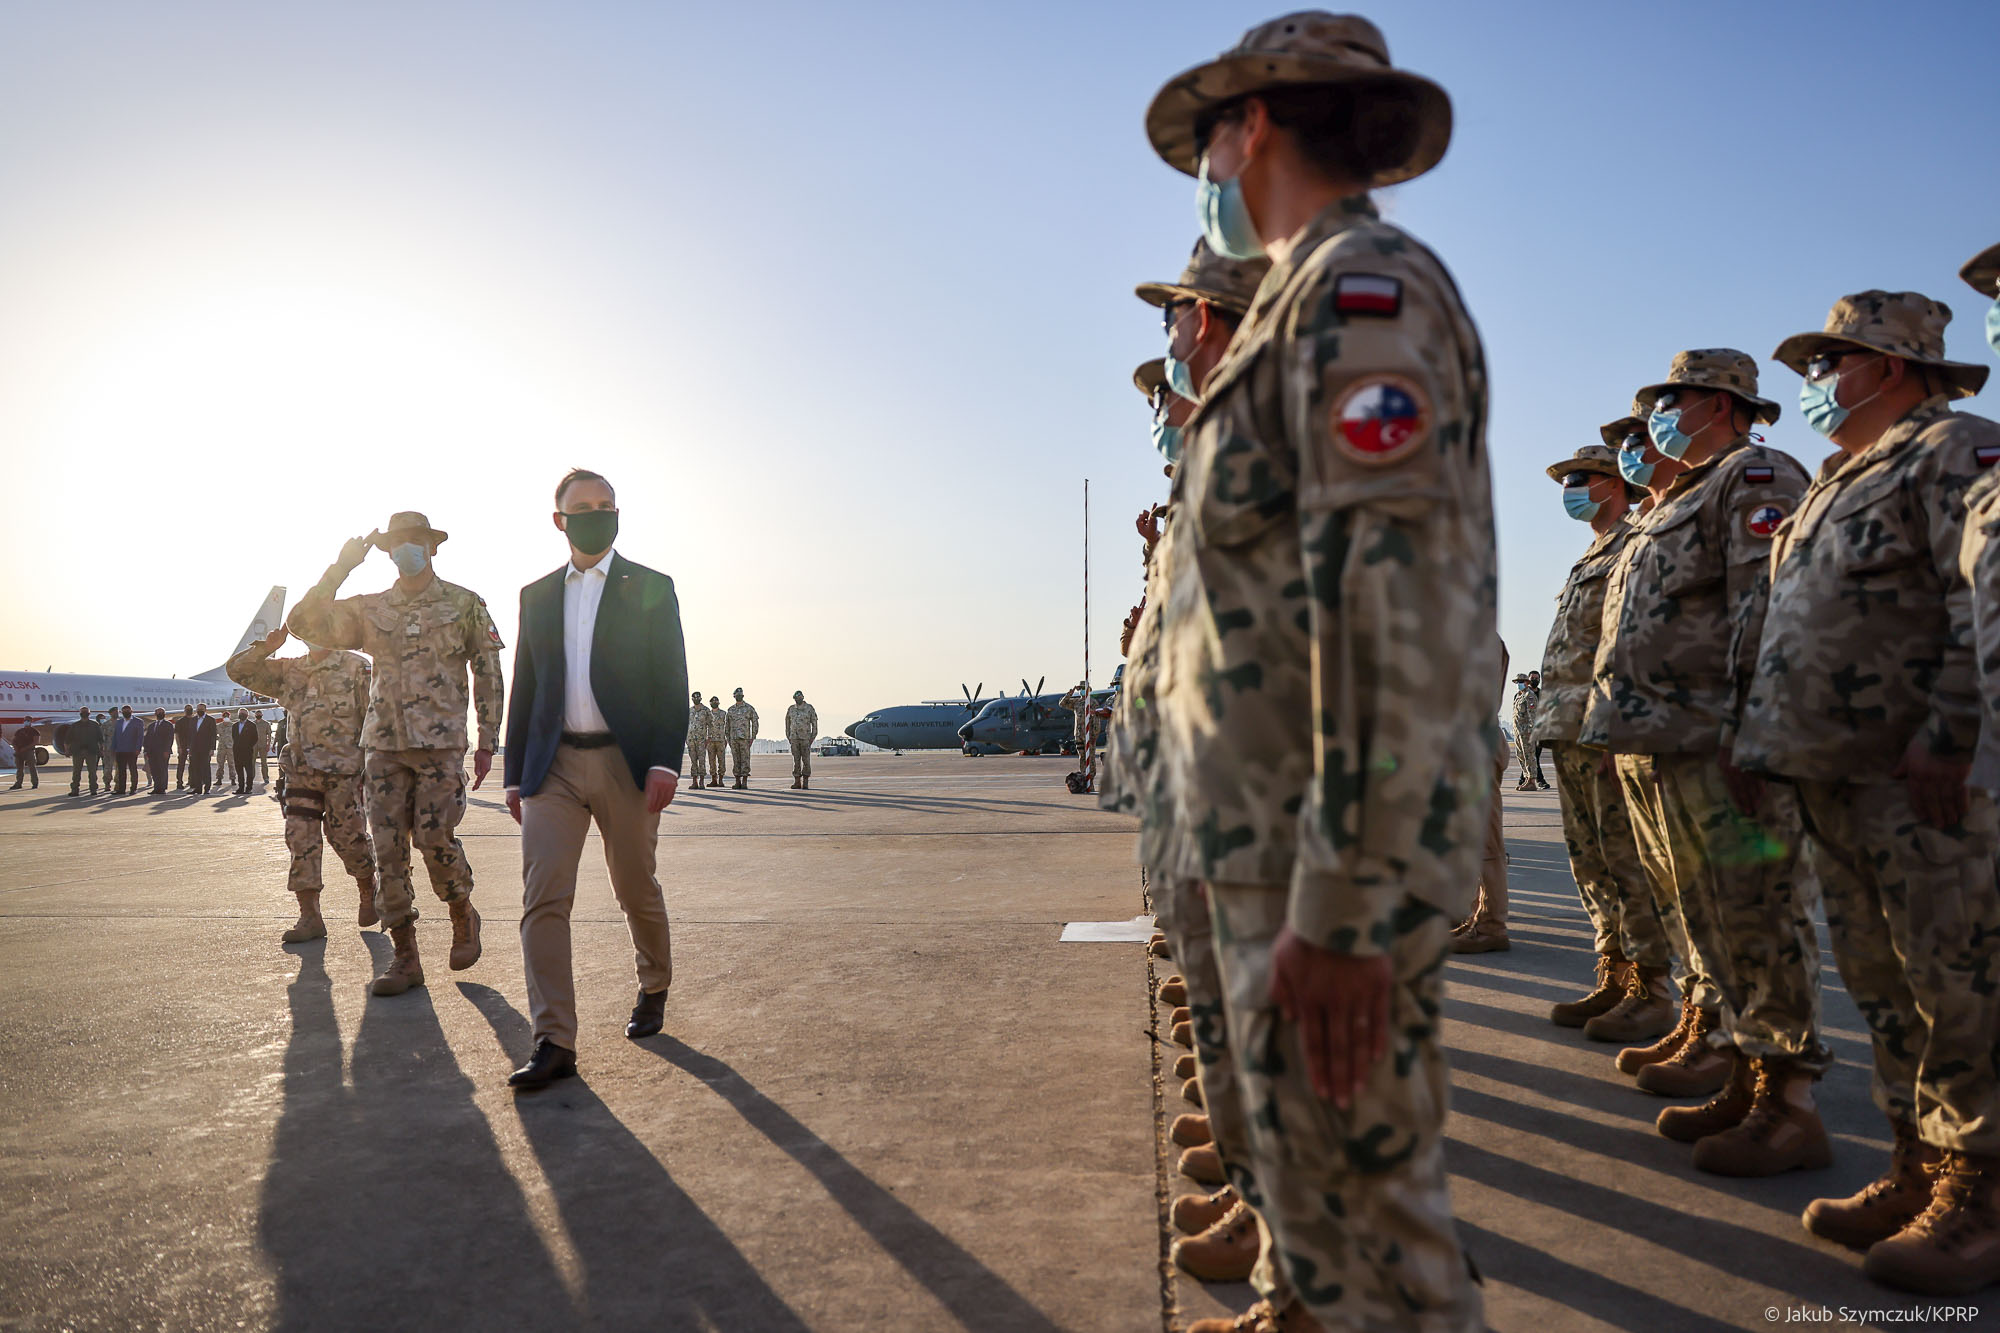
[[111, 706, 145, 795]]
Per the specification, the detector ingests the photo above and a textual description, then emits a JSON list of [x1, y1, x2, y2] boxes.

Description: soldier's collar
[[1821, 394, 1955, 482]]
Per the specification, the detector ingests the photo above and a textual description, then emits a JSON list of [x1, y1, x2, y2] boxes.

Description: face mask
[[1150, 419, 1184, 464], [1617, 444, 1657, 487], [1196, 158, 1265, 261], [389, 542, 428, 576], [1985, 296, 2000, 358], [1647, 406, 1695, 461], [1164, 351, 1201, 404], [1800, 355, 1883, 439], [563, 510, 618, 556], [1562, 486, 1601, 522]]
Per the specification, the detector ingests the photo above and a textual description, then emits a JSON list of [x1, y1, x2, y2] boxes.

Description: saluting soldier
[[785, 691, 818, 789], [1145, 14, 1496, 1330], [228, 622, 377, 945], [290, 511, 504, 997], [687, 691, 711, 790]]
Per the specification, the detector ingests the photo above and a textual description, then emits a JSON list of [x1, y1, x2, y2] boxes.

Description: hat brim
[[1545, 457, 1621, 484], [1133, 280, 1253, 315], [1772, 332, 1989, 401], [1145, 57, 1452, 186], [1599, 417, 1645, 448], [1134, 358, 1167, 398], [1631, 380, 1782, 427], [1961, 242, 2000, 299], [372, 528, 448, 550]]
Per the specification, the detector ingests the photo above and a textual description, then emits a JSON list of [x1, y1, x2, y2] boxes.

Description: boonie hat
[[1962, 243, 2000, 299], [1631, 349, 1781, 426], [1772, 291, 1988, 399], [1599, 414, 1646, 449], [370, 510, 449, 549], [1146, 11, 1451, 186], [1135, 238, 1271, 315], [1544, 444, 1623, 484], [1134, 358, 1168, 400]]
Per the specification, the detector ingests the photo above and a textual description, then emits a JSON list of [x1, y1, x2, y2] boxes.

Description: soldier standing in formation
[[290, 510, 504, 998], [66, 707, 99, 797], [227, 622, 378, 945], [725, 687, 758, 789], [1508, 673, 1547, 790], [705, 695, 726, 787], [686, 691, 711, 790], [785, 691, 817, 789]]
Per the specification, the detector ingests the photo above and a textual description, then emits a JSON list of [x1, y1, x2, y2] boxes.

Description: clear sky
[[3, 0, 1997, 736]]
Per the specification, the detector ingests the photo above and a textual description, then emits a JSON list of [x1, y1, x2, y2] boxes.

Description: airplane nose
[[956, 723, 973, 741], [844, 723, 858, 739]]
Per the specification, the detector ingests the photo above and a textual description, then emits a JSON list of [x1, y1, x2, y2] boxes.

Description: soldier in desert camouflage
[[725, 688, 758, 790], [784, 691, 817, 789], [707, 695, 728, 788], [686, 691, 710, 791]]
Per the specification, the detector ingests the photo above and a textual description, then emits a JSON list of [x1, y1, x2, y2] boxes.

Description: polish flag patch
[[1744, 465, 1775, 484], [1976, 444, 2000, 468], [1333, 273, 1403, 317], [1746, 504, 1788, 538]]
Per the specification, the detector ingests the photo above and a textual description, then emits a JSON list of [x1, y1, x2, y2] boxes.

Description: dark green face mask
[[563, 509, 619, 556]]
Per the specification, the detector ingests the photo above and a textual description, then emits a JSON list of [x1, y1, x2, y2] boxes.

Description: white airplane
[[0, 587, 288, 760]]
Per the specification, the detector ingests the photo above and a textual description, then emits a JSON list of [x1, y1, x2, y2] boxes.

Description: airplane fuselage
[[846, 703, 983, 752]]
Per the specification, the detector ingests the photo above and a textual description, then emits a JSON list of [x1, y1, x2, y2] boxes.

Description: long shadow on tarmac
[[258, 943, 572, 1333], [459, 984, 815, 1332], [1457, 1221, 1734, 1333], [638, 1034, 1066, 1333]]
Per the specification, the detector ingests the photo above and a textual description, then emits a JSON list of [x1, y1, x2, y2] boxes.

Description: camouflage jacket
[[1102, 508, 1171, 827], [687, 702, 711, 748], [1737, 399, 1993, 780], [1533, 519, 1636, 744], [726, 701, 759, 742], [1581, 437, 1808, 755], [1508, 683, 1539, 743], [1961, 431, 2000, 791], [290, 566, 504, 753], [226, 641, 370, 775], [784, 702, 818, 743], [1153, 196, 1501, 952]]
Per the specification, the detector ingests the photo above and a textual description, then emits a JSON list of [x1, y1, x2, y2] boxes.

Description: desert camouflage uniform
[[1582, 419, 1826, 1072], [1966, 469, 2000, 796], [1155, 193, 1495, 1331], [1739, 395, 2000, 1154], [785, 698, 818, 781], [687, 697, 710, 782], [1507, 681, 1541, 784], [727, 696, 759, 780], [291, 566, 504, 930], [706, 700, 727, 786], [1535, 516, 1671, 968], [227, 639, 375, 896]]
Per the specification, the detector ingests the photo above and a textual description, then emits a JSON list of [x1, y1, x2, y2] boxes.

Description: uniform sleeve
[[1285, 258, 1482, 955], [226, 641, 285, 698], [465, 596, 505, 753], [288, 562, 366, 650], [1718, 459, 1807, 753], [1918, 435, 1988, 757]]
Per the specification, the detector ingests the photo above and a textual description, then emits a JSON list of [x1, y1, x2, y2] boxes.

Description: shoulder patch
[[1744, 465, 1775, 484], [1975, 444, 2000, 469], [486, 625, 504, 648], [1330, 375, 1431, 466], [1746, 503, 1788, 538], [1333, 273, 1402, 317]]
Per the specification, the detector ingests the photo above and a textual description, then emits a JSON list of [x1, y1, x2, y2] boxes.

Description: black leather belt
[[560, 730, 617, 750]]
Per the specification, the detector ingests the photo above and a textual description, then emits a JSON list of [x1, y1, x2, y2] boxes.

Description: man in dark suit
[[503, 468, 688, 1090], [231, 711, 258, 793], [173, 705, 197, 790], [190, 704, 217, 794], [144, 709, 175, 794]]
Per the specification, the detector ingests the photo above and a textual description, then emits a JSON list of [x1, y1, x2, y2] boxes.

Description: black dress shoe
[[507, 1039, 577, 1090], [626, 988, 668, 1039]]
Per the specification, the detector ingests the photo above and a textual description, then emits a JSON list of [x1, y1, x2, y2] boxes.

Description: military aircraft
[[845, 684, 995, 753], [956, 674, 1119, 756]]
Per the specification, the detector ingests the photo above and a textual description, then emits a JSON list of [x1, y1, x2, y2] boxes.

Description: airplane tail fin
[[191, 585, 286, 682]]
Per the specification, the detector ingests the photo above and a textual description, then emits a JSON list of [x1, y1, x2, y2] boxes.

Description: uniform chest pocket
[[1827, 476, 1922, 576], [1648, 508, 1722, 597], [1191, 360, 1295, 550]]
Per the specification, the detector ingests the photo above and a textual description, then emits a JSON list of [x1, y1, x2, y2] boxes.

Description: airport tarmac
[[0, 752, 1988, 1331]]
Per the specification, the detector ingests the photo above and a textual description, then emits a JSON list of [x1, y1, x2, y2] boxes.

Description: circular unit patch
[[1745, 504, 1788, 538], [1331, 374, 1431, 466]]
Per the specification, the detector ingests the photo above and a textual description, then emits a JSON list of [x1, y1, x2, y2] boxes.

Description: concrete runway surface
[[0, 753, 1989, 1331]]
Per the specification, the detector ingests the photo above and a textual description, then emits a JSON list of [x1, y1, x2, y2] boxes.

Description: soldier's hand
[[1269, 924, 1392, 1110], [1595, 750, 1616, 781], [644, 769, 678, 814], [505, 790, 522, 825], [1135, 508, 1161, 545], [1893, 737, 1970, 829], [1718, 749, 1765, 816], [338, 532, 377, 568], [264, 624, 290, 650], [471, 748, 493, 790]]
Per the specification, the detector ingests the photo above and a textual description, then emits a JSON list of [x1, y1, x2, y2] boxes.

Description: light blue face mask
[[1617, 438, 1656, 487], [1164, 351, 1200, 404], [1196, 158, 1265, 261], [389, 542, 429, 576], [1647, 406, 1695, 461], [1151, 419, 1184, 464], [1800, 355, 1882, 439], [1986, 296, 2000, 358], [1562, 485, 1601, 522]]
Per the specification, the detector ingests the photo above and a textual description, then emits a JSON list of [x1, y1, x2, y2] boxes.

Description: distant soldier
[[92, 712, 113, 790], [215, 699, 237, 790], [254, 710, 272, 784], [686, 691, 711, 790], [706, 696, 727, 788], [785, 691, 818, 789], [229, 624, 378, 945], [725, 688, 759, 789], [291, 510, 504, 997], [67, 707, 100, 797], [9, 721, 40, 790], [1508, 674, 1545, 789]]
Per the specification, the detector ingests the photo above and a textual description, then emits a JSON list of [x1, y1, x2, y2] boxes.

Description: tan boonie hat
[[1545, 444, 1622, 484], [1772, 291, 1988, 400], [1135, 238, 1271, 315], [1146, 11, 1451, 186], [1631, 349, 1781, 426], [371, 511, 448, 549], [1134, 358, 1168, 400], [1962, 243, 2000, 299], [1599, 414, 1646, 449]]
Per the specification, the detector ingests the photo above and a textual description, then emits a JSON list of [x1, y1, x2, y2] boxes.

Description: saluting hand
[[1269, 924, 1393, 1110], [338, 531, 377, 568], [264, 624, 289, 651]]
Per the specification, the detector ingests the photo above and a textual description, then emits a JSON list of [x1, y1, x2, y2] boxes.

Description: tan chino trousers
[[520, 743, 673, 1051]]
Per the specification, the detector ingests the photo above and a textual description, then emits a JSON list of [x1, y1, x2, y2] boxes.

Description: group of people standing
[[10, 704, 278, 796], [681, 688, 823, 791]]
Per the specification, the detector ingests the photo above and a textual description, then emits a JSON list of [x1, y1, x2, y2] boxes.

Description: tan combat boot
[[370, 923, 425, 996], [1805, 1121, 1940, 1249], [1863, 1151, 2000, 1295], [282, 892, 326, 943], [1551, 950, 1628, 1027], [1635, 1006, 1732, 1096], [1158, 974, 1188, 1006], [1657, 1049, 1753, 1142], [1172, 1185, 1238, 1235], [1188, 1299, 1324, 1333], [1617, 995, 1698, 1076], [1170, 1113, 1211, 1148], [1450, 910, 1510, 953], [1171, 1020, 1193, 1049], [1691, 1058, 1831, 1176], [1174, 1053, 1197, 1081], [1149, 933, 1172, 961], [1583, 964, 1677, 1044], [1171, 1199, 1258, 1282], [1170, 1005, 1191, 1028], [448, 899, 481, 970], [1183, 1077, 1203, 1108], [1178, 1142, 1225, 1186], [356, 873, 379, 928]]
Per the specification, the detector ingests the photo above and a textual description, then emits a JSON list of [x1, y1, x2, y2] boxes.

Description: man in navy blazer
[[503, 468, 689, 1089]]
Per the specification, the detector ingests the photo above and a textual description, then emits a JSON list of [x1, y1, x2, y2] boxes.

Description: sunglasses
[[1561, 471, 1597, 488], [1804, 350, 1875, 383]]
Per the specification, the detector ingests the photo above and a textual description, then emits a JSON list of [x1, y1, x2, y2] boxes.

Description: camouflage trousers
[[363, 748, 472, 930], [1551, 744, 1670, 968], [1153, 873, 1292, 1311], [283, 762, 373, 896], [1617, 754, 1711, 1008], [1208, 882, 1484, 1333], [1631, 752, 1826, 1070], [1794, 780, 2000, 1153], [731, 740, 751, 780], [707, 741, 727, 786], [790, 740, 812, 780]]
